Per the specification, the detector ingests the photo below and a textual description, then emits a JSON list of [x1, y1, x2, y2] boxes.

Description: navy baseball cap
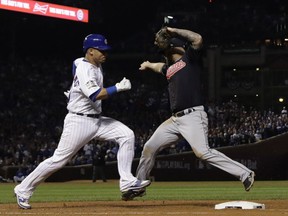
[[169, 38, 186, 48], [83, 34, 112, 53]]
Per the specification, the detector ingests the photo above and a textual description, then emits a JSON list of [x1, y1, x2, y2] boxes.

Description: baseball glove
[[154, 26, 172, 50]]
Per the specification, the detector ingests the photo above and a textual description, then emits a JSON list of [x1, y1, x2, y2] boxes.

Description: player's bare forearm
[[167, 27, 203, 49], [139, 61, 165, 74], [96, 89, 109, 100]]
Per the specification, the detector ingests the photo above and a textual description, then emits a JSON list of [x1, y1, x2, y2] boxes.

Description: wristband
[[106, 86, 117, 96]]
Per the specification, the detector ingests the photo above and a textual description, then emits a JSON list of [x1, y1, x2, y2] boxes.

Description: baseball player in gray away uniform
[[129, 26, 255, 200], [14, 34, 150, 209]]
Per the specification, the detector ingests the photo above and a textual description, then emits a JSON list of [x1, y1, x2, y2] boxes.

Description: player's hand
[[64, 90, 70, 98], [139, 61, 151, 71], [115, 77, 131, 92]]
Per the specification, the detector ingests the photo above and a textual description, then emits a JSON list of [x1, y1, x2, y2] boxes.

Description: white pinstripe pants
[[16, 113, 138, 198]]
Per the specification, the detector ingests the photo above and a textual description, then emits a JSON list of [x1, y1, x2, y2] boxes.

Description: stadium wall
[[1, 133, 287, 182]]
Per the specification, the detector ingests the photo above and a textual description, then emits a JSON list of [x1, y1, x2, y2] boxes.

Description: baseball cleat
[[243, 171, 255, 192], [122, 180, 151, 192], [121, 188, 146, 201], [14, 193, 31, 209], [121, 180, 151, 201], [14, 186, 31, 209]]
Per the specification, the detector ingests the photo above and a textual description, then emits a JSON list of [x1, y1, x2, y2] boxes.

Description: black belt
[[72, 112, 101, 118], [172, 108, 196, 118]]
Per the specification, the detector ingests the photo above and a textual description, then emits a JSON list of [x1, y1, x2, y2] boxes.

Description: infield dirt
[[2, 200, 287, 216]]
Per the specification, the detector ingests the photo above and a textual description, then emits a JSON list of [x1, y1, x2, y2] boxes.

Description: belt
[[172, 106, 203, 118], [71, 112, 101, 118]]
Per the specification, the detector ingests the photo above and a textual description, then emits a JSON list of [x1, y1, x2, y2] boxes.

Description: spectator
[[92, 144, 107, 183], [281, 106, 287, 117], [254, 130, 262, 142], [13, 167, 27, 183], [0, 176, 9, 183]]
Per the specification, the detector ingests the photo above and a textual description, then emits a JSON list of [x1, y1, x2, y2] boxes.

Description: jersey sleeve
[[76, 63, 101, 98], [72, 57, 85, 76], [161, 63, 168, 76]]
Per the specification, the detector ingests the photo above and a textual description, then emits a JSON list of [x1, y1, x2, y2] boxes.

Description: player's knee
[[142, 144, 155, 156], [117, 127, 135, 148], [50, 155, 71, 167], [126, 128, 135, 139], [194, 149, 209, 160], [122, 128, 135, 144]]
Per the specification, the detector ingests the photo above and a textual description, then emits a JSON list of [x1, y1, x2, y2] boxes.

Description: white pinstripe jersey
[[67, 57, 103, 114]]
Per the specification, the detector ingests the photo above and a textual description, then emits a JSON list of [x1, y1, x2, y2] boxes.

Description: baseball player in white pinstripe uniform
[[14, 34, 150, 209]]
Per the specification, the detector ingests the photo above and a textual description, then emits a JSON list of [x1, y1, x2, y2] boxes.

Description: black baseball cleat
[[243, 171, 255, 192], [121, 188, 146, 201], [121, 180, 151, 201]]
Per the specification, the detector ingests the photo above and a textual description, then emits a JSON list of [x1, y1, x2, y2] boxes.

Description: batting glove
[[115, 77, 131, 92]]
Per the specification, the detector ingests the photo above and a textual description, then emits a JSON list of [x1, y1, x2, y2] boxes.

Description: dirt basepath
[[1, 200, 287, 216]]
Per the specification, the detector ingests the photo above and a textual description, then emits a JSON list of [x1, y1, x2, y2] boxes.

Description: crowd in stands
[[6, 0, 286, 58], [0, 56, 287, 180], [106, 0, 288, 52], [1, 0, 288, 183]]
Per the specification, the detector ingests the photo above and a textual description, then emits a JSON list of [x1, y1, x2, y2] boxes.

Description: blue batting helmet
[[83, 34, 112, 53]]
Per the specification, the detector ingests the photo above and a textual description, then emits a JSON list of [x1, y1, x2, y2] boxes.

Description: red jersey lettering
[[166, 60, 186, 80]]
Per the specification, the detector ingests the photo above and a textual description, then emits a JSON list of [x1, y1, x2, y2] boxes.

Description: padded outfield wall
[[1, 133, 288, 181]]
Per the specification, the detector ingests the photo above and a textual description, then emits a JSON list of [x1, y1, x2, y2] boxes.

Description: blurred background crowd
[[1, 0, 288, 182], [0, 57, 287, 173], [1, 0, 288, 59]]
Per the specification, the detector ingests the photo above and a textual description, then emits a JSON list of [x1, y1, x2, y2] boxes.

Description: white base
[[215, 201, 265, 210]]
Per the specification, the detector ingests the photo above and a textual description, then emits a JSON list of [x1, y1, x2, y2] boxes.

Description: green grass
[[1, 180, 288, 204]]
